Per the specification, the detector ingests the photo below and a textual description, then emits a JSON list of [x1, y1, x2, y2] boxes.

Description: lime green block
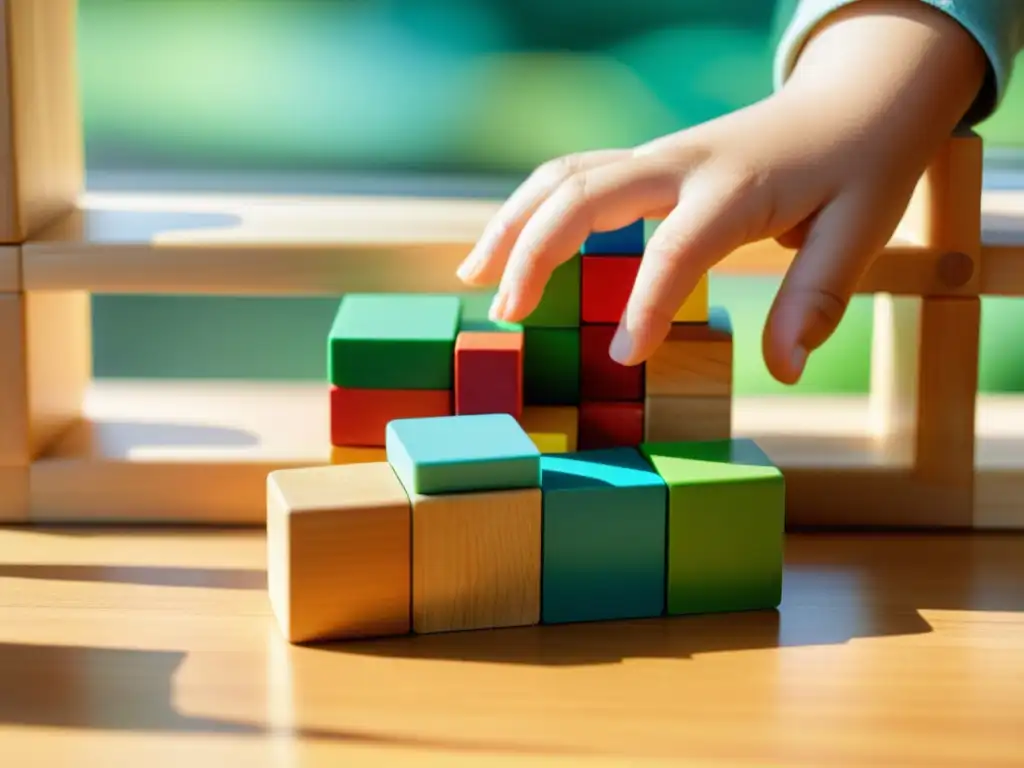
[[639, 438, 785, 615], [522, 255, 580, 328], [524, 328, 579, 405], [327, 294, 460, 389], [457, 290, 523, 333]]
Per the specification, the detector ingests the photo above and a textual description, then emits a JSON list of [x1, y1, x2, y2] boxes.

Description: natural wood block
[[580, 324, 643, 401], [329, 385, 451, 447], [0, 464, 27, 521], [578, 401, 644, 450], [455, 330, 523, 418], [266, 462, 411, 644], [644, 395, 731, 443], [412, 486, 541, 634], [518, 405, 578, 454], [0, 291, 90, 465], [0, 246, 18, 290], [646, 307, 733, 397], [0, 0, 82, 243]]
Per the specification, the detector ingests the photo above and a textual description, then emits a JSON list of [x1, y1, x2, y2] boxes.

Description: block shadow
[[0, 641, 587, 756], [0, 563, 266, 590], [336, 532, 1024, 667]]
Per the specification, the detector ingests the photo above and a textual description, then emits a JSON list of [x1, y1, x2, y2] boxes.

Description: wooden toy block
[[0, 291, 90, 465], [581, 255, 639, 323], [0, 0, 82, 243], [646, 306, 733, 397], [644, 395, 731, 442], [580, 324, 644, 401], [329, 386, 451, 447], [640, 438, 785, 614], [0, 247, 18, 291], [578, 401, 644, 450], [386, 413, 541, 495], [581, 220, 644, 255], [522, 254, 580, 328], [518, 405, 578, 454], [673, 273, 709, 323], [330, 446, 387, 465], [327, 294, 459, 390], [454, 330, 524, 418], [0, 466, 27, 521], [523, 327, 580, 405], [412, 485, 541, 633], [266, 463, 411, 643], [540, 447, 667, 624]]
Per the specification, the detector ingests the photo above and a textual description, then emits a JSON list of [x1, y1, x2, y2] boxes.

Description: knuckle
[[537, 153, 586, 184]]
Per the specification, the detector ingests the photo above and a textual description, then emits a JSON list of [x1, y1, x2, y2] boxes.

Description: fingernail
[[488, 291, 508, 321], [609, 324, 633, 364], [791, 344, 808, 376]]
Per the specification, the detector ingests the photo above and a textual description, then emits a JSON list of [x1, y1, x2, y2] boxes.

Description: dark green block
[[522, 255, 580, 328], [524, 327, 579, 405], [327, 294, 460, 389], [541, 447, 667, 624], [639, 438, 785, 615]]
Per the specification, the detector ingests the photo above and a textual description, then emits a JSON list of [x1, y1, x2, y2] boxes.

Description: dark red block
[[455, 331, 524, 418], [578, 401, 645, 450], [581, 255, 641, 323], [580, 324, 644, 401]]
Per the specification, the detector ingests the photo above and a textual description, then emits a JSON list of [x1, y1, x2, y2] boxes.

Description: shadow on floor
[[0, 642, 586, 756], [0, 564, 266, 590]]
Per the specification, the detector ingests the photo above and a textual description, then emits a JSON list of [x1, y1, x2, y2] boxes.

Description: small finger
[[456, 149, 629, 286], [494, 158, 679, 323], [763, 190, 894, 384], [610, 173, 756, 365]]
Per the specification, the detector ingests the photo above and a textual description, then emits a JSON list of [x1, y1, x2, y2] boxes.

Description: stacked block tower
[[266, 221, 782, 645], [325, 219, 732, 457]]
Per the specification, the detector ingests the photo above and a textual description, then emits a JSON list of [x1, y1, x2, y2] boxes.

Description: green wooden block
[[523, 328, 579, 405], [521, 255, 580, 328], [639, 438, 785, 615], [457, 290, 523, 333], [541, 447, 667, 624], [327, 294, 460, 389]]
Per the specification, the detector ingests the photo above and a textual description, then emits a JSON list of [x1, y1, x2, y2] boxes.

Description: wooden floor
[[1, 528, 1023, 766]]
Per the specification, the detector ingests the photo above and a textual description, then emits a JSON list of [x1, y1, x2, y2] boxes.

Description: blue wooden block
[[580, 220, 645, 255], [540, 447, 667, 624], [386, 413, 541, 495]]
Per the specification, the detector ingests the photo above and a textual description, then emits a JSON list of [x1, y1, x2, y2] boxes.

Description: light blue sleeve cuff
[[774, 0, 1024, 125]]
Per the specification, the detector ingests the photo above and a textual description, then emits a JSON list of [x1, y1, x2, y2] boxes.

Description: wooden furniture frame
[[1, 2, 1023, 527]]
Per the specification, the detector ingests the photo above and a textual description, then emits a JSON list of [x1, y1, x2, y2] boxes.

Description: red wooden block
[[581, 255, 641, 323], [330, 386, 452, 447], [578, 401, 645, 450], [580, 324, 643, 401], [455, 331, 524, 418]]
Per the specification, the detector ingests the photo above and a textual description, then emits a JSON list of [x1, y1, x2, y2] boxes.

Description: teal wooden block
[[540, 447, 667, 624], [386, 413, 541, 495], [327, 294, 460, 389], [639, 438, 785, 615]]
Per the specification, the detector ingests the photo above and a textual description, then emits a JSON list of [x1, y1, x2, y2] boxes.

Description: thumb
[[763, 190, 897, 385]]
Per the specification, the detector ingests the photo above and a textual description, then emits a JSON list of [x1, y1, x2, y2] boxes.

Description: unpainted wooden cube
[[266, 462, 411, 644], [644, 395, 732, 443], [646, 306, 732, 397], [412, 487, 542, 634]]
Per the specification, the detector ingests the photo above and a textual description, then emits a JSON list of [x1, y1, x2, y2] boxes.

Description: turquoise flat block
[[540, 447, 667, 624], [386, 413, 541, 495], [581, 220, 644, 255]]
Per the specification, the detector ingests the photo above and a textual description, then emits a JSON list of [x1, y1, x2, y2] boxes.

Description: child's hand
[[456, 0, 986, 385]]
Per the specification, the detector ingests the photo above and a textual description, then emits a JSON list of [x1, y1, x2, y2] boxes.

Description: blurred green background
[[83, 0, 1024, 393]]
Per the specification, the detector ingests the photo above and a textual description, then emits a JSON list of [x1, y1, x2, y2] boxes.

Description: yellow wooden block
[[330, 446, 387, 465], [672, 273, 709, 322], [267, 462, 411, 644], [412, 487, 542, 634], [518, 406, 578, 454]]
